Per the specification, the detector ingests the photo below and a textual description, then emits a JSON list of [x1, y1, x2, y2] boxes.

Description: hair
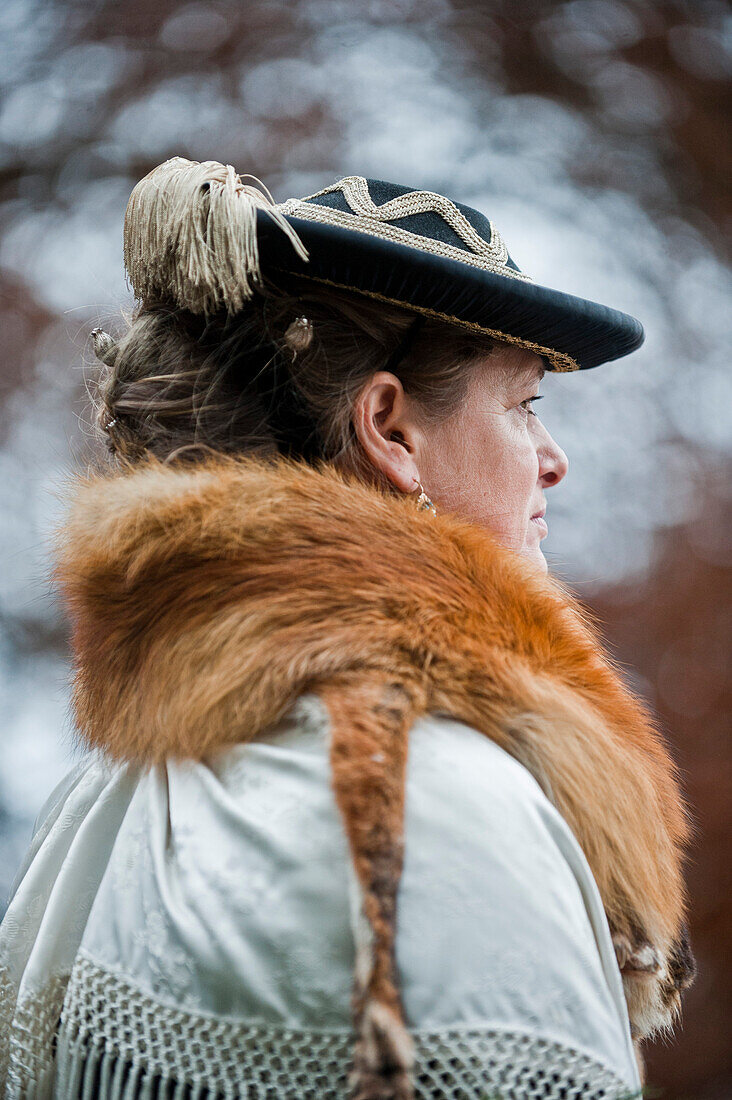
[[93, 277, 525, 488]]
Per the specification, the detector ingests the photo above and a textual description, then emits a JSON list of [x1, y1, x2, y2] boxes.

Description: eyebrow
[[506, 361, 546, 387]]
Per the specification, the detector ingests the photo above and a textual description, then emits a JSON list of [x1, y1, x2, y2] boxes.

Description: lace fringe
[[1, 950, 640, 1098], [40, 952, 641, 1099], [0, 964, 15, 1095], [54, 1041, 190, 1100], [3, 971, 69, 1100]]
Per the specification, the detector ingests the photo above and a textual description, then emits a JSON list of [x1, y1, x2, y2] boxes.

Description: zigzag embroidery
[[278, 176, 533, 283]]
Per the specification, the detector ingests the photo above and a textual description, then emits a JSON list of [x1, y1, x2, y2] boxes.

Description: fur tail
[[320, 669, 424, 1100], [350, 1001, 415, 1100]]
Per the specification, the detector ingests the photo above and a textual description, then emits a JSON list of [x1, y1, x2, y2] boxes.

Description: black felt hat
[[123, 158, 645, 374]]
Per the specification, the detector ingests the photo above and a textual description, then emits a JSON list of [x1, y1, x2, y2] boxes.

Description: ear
[[352, 372, 422, 494]]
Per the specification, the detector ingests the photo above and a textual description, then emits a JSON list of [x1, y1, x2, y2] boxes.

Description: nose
[[537, 427, 568, 488]]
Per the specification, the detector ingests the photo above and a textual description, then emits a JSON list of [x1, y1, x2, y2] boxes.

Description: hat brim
[[257, 213, 644, 372]]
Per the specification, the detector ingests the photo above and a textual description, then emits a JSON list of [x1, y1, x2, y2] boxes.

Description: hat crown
[[278, 176, 531, 283]]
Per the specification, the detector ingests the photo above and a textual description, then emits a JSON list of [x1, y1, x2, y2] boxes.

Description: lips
[[530, 509, 548, 539]]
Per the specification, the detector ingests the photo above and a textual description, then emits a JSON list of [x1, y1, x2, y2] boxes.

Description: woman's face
[[416, 347, 568, 574], [353, 343, 569, 574]]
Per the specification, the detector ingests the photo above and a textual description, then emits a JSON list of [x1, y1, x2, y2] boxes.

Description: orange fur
[[54, 452, 693, 1068]]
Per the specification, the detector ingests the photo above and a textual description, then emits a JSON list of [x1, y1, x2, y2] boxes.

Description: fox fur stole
[[54, 452, 694, 1099]]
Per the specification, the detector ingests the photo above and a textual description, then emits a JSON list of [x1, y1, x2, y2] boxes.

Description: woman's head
[[95, 279, 567, 571]]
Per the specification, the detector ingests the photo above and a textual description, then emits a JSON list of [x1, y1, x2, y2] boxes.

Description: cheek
[[424, 416, 538, 537], [485, 441, 538, 542], [418, 420, 478, 509], [500, 439, 538, 503], [475, 416, 536, 495]]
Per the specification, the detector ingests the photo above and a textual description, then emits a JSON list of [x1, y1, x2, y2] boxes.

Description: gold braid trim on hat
[[123, 156, 309, 316], [279, 175, 534, 283]]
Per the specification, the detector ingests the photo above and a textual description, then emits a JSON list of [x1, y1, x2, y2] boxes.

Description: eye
[[519, 395, 544, 416]]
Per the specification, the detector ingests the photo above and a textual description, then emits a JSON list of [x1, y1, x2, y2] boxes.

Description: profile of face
[[352, 344, 569, 575]]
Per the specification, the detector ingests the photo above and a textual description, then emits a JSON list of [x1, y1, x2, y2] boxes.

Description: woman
[[0, 158, 694, 1099]]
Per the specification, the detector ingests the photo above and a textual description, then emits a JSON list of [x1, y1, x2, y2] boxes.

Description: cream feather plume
[[123, 156, 309, 315]]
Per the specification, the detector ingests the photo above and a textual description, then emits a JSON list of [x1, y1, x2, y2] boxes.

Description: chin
[[522, 547, 548, 575]]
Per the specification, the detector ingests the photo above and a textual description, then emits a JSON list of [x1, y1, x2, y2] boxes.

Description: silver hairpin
[[91, 327, 117, 365]]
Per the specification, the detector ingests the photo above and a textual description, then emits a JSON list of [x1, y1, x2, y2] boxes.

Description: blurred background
[[0, 0, 729, 1094]]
